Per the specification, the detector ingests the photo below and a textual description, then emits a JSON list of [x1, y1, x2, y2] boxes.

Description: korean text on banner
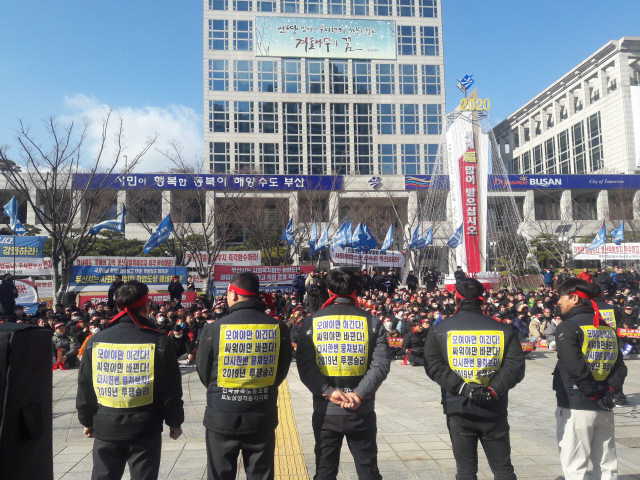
[[329, 246, 406, 267], [572, 243, 640, 260], [0, 236, 46, 259], [78, 292, 198, 308], [74, 257, 176, 267], [69, 266, 188, 291], [185, 251, 261, 267], [213, 265, 315, 284]]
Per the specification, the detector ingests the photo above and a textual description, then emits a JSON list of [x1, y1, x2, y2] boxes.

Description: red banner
[[520, 341, 536, 352], [78, 291, 198, 308], [538, 339, 548, 348], [213, 265, 315, 283], [387, 337, 403, 348], [618, 328, 640, 338], [459, 147, 482, 273]]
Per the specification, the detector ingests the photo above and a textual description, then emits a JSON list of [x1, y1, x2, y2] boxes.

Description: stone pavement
[[53, 351, 640, 479]]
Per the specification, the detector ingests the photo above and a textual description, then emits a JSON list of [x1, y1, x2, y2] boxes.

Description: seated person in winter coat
[[170, 324, 194, 364], [545, 316, 563, 351], [619, 316, 640, 355], [52, 322, 80, 367], [529, 313, 550, 342], [400, 319, 428, 366]]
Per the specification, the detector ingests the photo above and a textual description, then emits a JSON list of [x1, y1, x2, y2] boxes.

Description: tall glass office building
[[204, 0, 445, 175]]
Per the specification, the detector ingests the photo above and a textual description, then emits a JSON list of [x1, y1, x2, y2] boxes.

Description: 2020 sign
[[460, 98, 490, 111]]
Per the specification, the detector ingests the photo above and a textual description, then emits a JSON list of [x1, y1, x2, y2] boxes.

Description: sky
[[1, 1, 638, 172]]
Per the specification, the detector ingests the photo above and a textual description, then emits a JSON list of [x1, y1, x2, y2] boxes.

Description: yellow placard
[[447, 331, 504, 386], [600, 309, 616, 329], [218, 324, 280, 388], [580, 326, 618, 381], [313, 315, 369, 377], [92, 342, 155, 408]]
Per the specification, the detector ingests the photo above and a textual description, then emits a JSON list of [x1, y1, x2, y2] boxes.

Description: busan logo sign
[[529, 177, 562, 187]]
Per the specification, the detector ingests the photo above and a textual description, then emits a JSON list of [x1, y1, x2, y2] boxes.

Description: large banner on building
[[185, 251, 261, 267], [74, 257, 176, 267], [255, 16, 396, 59], [212, 265, 315, 284], [0, 236, 47, 260], [68, 266, 188, 291], [78, 291, 198, 308], [572, 243, 640, 260], [0, 258, 53, 275], [329, 246, 405, 267], [35, 279, 54, 299]]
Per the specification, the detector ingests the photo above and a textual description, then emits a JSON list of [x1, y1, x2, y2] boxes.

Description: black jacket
[[424, 302, 525, 419], [0, 279, 18, 313], [168, 281, 185, 301], [76, 314, 184, 441], [406, 274, 419, 288], [553, 304, 627, 410], [296, 297, 391, 416], [196, 298, 292, 435], [107, 281, 124, 309], [423, 273, 438, 287], [401, 328, 428, 356], [170, 332, 194, 357]]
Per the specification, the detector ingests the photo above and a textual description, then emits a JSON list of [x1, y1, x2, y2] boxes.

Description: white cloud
[[62, 94, 203, 172]]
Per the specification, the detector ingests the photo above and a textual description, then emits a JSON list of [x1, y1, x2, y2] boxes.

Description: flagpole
[[12, 229, 15, 278]]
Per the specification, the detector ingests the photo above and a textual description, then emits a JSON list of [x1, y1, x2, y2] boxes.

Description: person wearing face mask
[[529, 314, 550, 344], [0, 274, 18, 318], [154, 314, 172, 333], [285, 296, 299, 319], [171, 325, 194, 365], [401, 319, 428, 366], [78, 320, 102, 361]]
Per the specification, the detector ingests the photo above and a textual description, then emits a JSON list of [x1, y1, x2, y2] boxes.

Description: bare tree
[[0, 113, 156, 304]]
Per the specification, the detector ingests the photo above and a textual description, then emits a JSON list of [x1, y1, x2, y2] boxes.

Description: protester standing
[[168, 275, 185, 303], [107, 274, 124, 312], [0, 273, 18, 316]]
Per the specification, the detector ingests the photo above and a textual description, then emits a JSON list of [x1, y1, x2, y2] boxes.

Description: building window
[[588, 112, 603, 172], [210, 0, 228, 10], [259, 143, 279, 174], [397, 0, 414, 16], [423, 104, 442, 134], [355, 104, 373, 175], [234, 101, 254, 133], [513, 130, 519, 148], [418, 0, 436, 17], [234, 60, 253, 91], [209, 59, 228, 91], [521, 151, 531, 174], [209, 20, 228, 50], [258, 61, 278, 92], [351, 0, 368, 15], [283, 103, 303, 174], [545, 138, 556, 174], [424, 143, 438, 174], [281, 0, 299, 12], [377, 104, 396, 134], [331, 104, 350, 174], [305, 0, 323, 13], [209, 101, 229, 132], [397, 26, 416, 55], [422, 65, 440, 95], [330, 60, 348, 94], [233, 0, 252, 10], [572, 121, 586, 174], [329, 0, 346, 13], [376, 64, 394, 94], [257, 0, 275, 10], [353, 61, 371, 94], [558, 129, 570, 174], [210, 142, 230, 173], [233, 21, 253, 51], [258, 102, 278, 134], [400, 104, 419, 134], [533, 144, 543, 174], [401, 144, 419, 174], [420, 26, 439, 55], [307, 103, 326, 175], [399, 64, 418, 95], [306, 60, 325, 94], [378, 144, 397, 174], [282, 59, 301, 93], [235, 143, 254, 172], [373, 0, 391, 15], [511, 156, 520, 174]]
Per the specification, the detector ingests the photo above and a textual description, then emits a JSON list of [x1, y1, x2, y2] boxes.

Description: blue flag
[[380, 224, 393, 253], [588, 222, 606, 251], [281, 218, 295, 246], [3, 196, 26, 235], [89, 206, 126, 235], [345, 221, 353, 246], [333, 220, 348, 248], [351, 223, 362, 251], [612, 221, 624, 246], [316, 224, 329, 250], [420, 226, 433, 248], [308, 222, 318, 257], [408, 225, 421, 249], [143, 214, 173, 254], [362, 224, 377, 251], [446, 224, 464, 249]]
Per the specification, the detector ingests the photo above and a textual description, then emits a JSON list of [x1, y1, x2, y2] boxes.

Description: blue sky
[[1, 1, 638, 171]]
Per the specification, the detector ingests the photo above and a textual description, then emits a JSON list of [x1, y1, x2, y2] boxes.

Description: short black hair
[[326, 268, 358, 296], [558, 278, 601, 305], [230, 271, 260, 296], [114, 280, 149, 315], [455, 278, 485, 299]]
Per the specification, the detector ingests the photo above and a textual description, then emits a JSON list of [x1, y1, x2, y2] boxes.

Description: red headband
[[107, 294, 158, 333], [321, 290, 359, 309], [573, 290, 601, 328], [128, 294, 149, 309], [453, 290, 484, 316], [228, 284, 258, 297]]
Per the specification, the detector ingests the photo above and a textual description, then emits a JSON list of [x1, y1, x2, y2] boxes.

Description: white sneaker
[[178, 359, 189, 365]]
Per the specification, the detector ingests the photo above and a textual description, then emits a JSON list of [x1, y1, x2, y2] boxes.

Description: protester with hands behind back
[[297, 268, 391, 480]]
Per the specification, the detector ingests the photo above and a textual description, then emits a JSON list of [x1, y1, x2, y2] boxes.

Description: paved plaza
[[53, 350, 640, 480]]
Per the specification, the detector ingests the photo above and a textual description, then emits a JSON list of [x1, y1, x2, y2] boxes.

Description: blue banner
[[144, 215, 174, 254], [0, 236, 47, 258], [3, 196, 26, 235], [74, 174, 343, 191], [69, 266, 188, 288], [405, 174, 640, 190]]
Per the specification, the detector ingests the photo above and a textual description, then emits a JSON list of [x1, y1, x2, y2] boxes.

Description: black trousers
[[312, 411, 382, 480], [447, 414, 516, 480], [205, 428, 275, 480], [91, 433, 161, 480]]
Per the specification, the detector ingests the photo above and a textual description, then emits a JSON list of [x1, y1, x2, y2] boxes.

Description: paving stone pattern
[[53, 352, 640, 479]]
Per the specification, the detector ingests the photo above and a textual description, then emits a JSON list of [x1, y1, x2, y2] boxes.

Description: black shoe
[[615, 398, 630, 407]]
